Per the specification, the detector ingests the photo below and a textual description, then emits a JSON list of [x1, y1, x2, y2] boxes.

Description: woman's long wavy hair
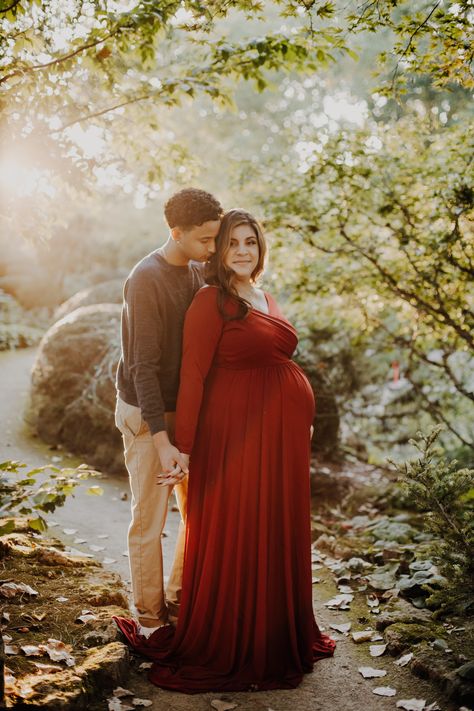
[[205, 209, 267, 320]]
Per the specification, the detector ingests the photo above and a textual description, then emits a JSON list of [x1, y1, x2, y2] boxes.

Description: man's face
[[173, 220, 221, 263]]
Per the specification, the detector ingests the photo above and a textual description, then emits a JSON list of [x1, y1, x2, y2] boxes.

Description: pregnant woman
[[114, 208, 335, 692]]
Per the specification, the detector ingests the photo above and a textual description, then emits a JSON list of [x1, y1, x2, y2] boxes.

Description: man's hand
[[153, 431, 189, 486], [158, 452, 190, 486]]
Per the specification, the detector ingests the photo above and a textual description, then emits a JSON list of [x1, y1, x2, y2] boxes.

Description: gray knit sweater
[[116, 250, 204, 434]]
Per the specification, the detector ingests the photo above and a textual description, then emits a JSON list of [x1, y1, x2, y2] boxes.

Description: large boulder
[[28, 304, 124, 472], [54, 279, 124, 322]]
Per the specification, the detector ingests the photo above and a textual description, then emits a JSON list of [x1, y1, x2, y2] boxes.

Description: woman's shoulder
[[193, 284, 219, 301], [188, 284, 221, 313]]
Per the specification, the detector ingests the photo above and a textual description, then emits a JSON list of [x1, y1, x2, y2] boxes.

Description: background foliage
[[0, 0, 472, 462]]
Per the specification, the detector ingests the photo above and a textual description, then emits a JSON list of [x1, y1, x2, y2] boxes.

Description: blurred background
[[1, 0, 472, 468]]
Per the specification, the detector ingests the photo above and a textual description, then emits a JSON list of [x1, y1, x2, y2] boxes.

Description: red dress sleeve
[[175, 287, 224, 455]]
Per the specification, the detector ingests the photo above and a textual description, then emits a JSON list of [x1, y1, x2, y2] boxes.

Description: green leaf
[[86, 485, 104, 496], [28, 516, 48, 533]]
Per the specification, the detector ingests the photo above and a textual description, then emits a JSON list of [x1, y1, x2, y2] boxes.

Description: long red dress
[[114, 286, 335, 692]]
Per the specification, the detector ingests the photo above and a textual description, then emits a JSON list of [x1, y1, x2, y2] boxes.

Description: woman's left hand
[[310, 425, 314, 440]]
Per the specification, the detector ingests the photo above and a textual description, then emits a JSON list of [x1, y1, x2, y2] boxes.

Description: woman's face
[[223, 223, 259, 281]]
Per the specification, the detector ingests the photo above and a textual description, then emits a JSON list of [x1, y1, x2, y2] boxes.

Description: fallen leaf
[[312, 577, 321, 584], [324, 593, 354, 609], [103, 557, 117, 564], [33, 611, 47, 621], [2, 611, 10, 622], [108, 699, 121, 711], [56, 596, 69, 602], [210, 702, 238, 711], [358, 666, 387, 678], [0, 582, 38, 598], [21, 644, 43, 656], [373, 686, 396, 696], [370, 644, 387, 657], [18, 681, 35, 699], [132, 700, 153, 708], [76, 610, 98, 624], [39, 638, 75, 666], [366, 594, 379, 608], [352, 630, 374, 643], [4, 671, 18, 694], [396, 700, 426, 711], [5, 644, 19, 655], [113, 687, 134, 698], [371, 632, 384, 641], [98, 534, 109, 539], [395, 652, 414, 667], [329, 622, 352, 634], [138, 662, 153, 671], [89, 545, 106, 552], [3, 634, 12, 642], [74, 538, 87, 545], [424, 704, 441, 711], [63, 528, 77, 535], [33, 661, 63, 673]]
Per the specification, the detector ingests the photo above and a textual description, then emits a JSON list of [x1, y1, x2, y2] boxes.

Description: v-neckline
[[250, 291, 270, 316]]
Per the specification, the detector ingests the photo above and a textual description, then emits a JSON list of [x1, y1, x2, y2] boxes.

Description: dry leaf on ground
[[324, 593, 354, 609], [373, 686, 397, 696], [210, 701, 238, 711], [132, 700, 153, 708], [370, 643, 387, 657], [396, 700, 426, 711], [39, 638, 75, 666], [20, 644, 43, 656], [0, 582, 38, 598], [352, 630, 374, 643], [358, 666, 387, 678], [329, 622, 351, 634], [75, 609, 98, 624], [113, 687, 134, 698], [33, 661, 63, 673], [395, 652, 414, 667], [5, 644, 19, 655], [108, 699, 134, 711]]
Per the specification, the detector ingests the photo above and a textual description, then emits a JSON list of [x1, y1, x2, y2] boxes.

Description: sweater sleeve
[[175, 287, 224, 454], [125, 272, 166, 435]]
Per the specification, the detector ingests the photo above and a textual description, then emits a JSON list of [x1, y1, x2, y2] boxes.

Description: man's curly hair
[[164, 188, 223, 229]]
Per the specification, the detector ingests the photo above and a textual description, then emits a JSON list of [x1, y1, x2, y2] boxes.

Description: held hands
[[153, 432, 189, 486]]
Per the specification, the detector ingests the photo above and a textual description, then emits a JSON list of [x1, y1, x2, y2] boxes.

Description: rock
[[375, 597, 433, 631], [27, 304, 124, 472], [456, 661, 474, 681], [54, 279, 124, 321], [83, 581, 128, 608], [368, 519, 415, 543], [384, 623, 443, 655], [433, 639, 449, 652], [9, 642, 129, 710], [367, 562, 400, 591]]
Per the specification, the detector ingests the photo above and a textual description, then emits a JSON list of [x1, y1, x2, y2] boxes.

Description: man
[[115, 188, 223, 637]]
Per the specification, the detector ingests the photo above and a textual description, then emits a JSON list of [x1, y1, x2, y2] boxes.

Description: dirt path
[[0, 348, 457, 711]]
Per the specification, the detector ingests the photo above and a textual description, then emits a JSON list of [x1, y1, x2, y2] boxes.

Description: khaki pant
[[115, 397, 187, 627]]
